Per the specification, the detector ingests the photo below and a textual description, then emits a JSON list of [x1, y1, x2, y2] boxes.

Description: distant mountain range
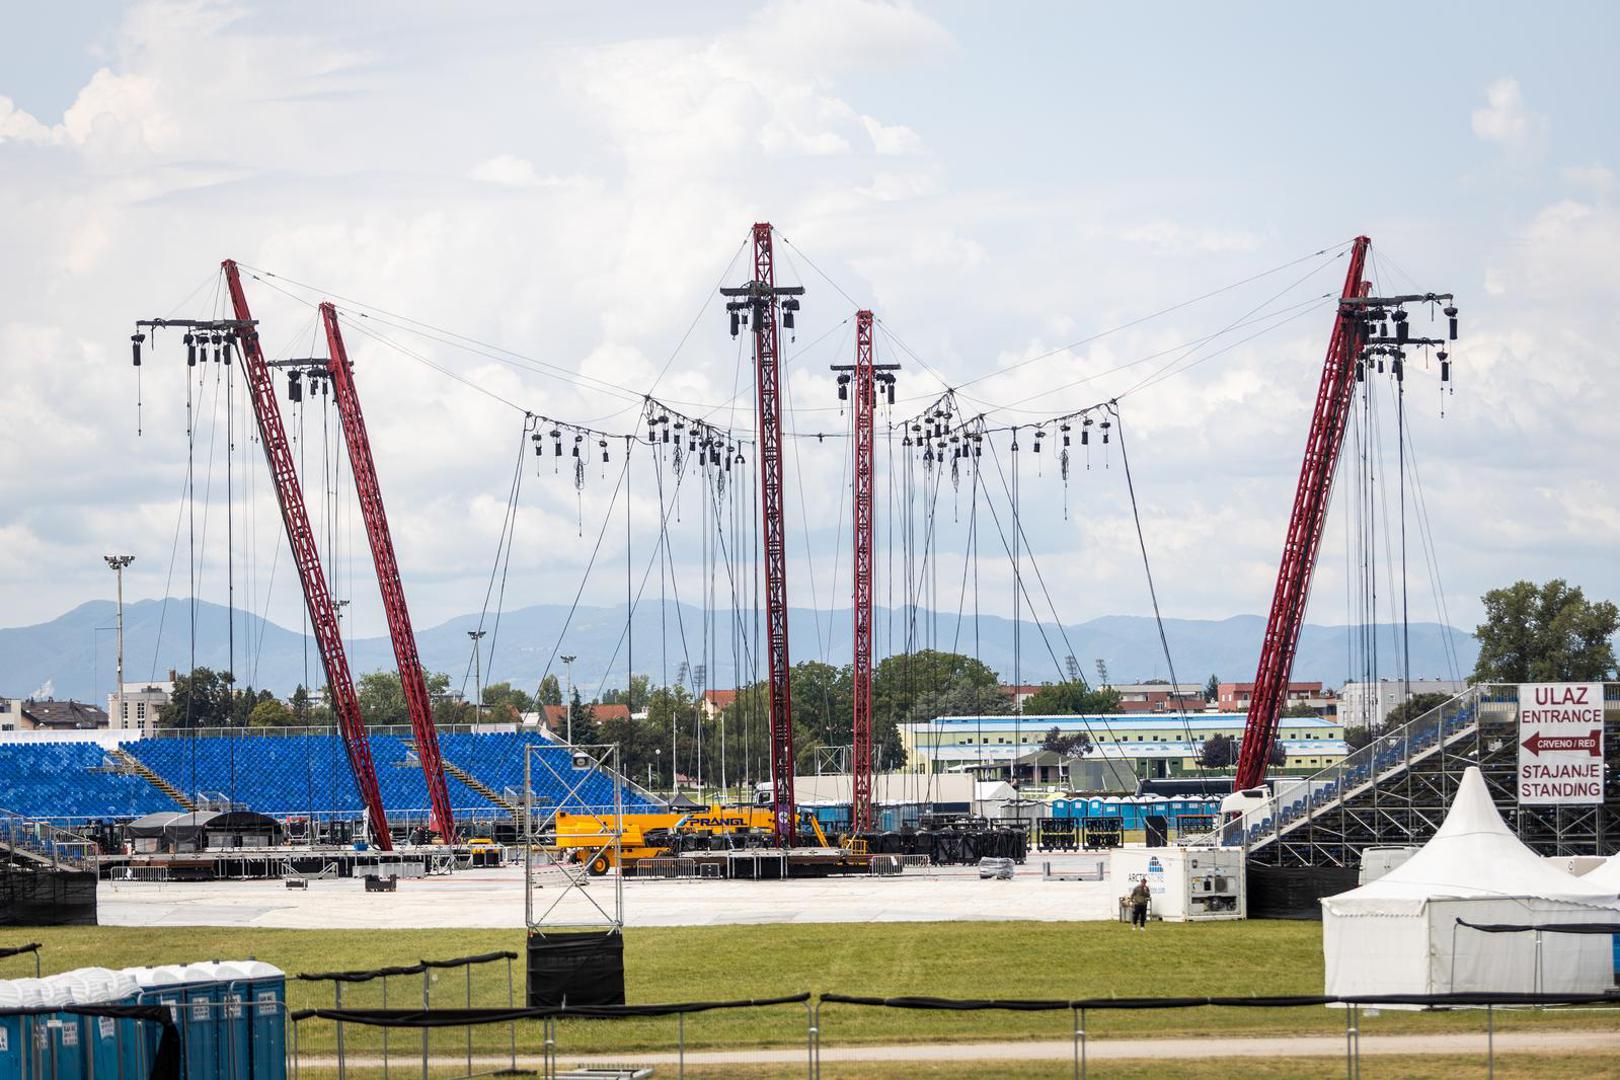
[[0, 597, 1478, 704]]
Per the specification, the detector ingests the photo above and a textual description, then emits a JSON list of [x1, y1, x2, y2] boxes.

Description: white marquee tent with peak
[[1321, 766, 1620, 997]]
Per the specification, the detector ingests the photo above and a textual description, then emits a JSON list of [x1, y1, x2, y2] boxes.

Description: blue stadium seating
[[0, 742, 173, 820], [2, 731, 661, 824]]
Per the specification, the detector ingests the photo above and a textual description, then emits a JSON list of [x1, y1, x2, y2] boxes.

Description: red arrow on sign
[[1521, 729, 1603, 757]]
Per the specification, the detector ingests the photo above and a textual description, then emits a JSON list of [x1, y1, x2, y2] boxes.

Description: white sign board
[[1518, 682, 1605, 804]]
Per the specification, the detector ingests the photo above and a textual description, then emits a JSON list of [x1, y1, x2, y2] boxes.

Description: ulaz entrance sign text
[[1517, 682, 1605, 805]]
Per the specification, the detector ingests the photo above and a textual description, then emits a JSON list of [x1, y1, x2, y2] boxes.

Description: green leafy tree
[[537, 674, 563, 707], [1204, 674, 1220, 704], [355, 670, 409, 727], [600, 674, 652, 713], [481, 681, 534, 722], [1024, 681, 1122, 715], [1281, 702, 1319, 718], [1471, 579, 1618, 683], [1041, 725, 1094, 757], [1383, 691, 1454, 729], [248, 698, 293, 727], [1198, 733, 1236, 770], [290, 685, 313, 723], [158, 667, 234, 729]]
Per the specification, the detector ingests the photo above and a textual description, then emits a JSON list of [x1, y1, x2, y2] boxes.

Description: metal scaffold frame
[[1239, 683, 1620, 869]]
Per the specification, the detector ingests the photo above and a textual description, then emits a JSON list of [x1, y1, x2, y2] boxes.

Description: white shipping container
[[1111, 847, 1246, 921]]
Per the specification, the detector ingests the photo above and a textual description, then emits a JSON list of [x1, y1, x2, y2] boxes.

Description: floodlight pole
[[104, 555, 134, 731]]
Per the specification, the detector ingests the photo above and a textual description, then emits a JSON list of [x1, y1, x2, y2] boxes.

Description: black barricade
[[1246, 862, 1359, 920], [0, 867, 97, 926]]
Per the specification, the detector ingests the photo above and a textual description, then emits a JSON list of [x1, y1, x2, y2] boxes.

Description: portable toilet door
[[134, 966, 191, 1080], [37, 977, 84, 1080], [179, 964, 225, 1080], [60, 968, 121, 1080], [5, 980, 46, 1080], [107, 970, 146, 1080], [215, 963, 285, 1080], [0, 981, 25, 1080], [193, 964, 248, 1080]]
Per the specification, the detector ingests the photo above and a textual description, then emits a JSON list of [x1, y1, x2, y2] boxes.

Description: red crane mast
[[722, 223, 804, 846], [320, 303, 457, 842], [223, 261, 395, 849], [832, 311, 898, 834], [1234, 237, 1370, 790]]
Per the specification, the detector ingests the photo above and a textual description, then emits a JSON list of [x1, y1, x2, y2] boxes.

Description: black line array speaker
[[527, 930, 625, 1007]]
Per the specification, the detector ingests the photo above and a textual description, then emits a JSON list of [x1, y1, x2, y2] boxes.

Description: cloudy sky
[[2, 1, 1617, 672]]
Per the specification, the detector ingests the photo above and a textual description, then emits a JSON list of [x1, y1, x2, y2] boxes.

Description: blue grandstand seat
[[107, 731, 662, 823], [0, 743, 173, 820]]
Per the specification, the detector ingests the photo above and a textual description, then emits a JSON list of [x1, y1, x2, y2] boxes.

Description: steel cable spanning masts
[[321, 303, 456, 842], [832, 311, 899, 834], [220, 261, 394, 849], [721, 223, 804, 846]]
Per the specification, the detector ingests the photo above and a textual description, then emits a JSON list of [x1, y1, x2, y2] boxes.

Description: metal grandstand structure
[[1231, 683, 1620, 867]]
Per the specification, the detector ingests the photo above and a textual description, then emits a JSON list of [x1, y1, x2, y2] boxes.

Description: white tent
[[1322, 766, 1620, 998], [1583, 852, 1620, 890]]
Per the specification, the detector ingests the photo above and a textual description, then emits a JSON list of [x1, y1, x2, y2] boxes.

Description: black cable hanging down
[[1110, 403, 1210, 788]]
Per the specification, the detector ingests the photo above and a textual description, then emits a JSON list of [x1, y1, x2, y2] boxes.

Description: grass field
[[11, 921, 1619, 1057]]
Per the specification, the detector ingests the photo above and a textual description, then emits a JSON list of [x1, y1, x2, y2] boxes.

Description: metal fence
[[282, 988, 1620, 1080]]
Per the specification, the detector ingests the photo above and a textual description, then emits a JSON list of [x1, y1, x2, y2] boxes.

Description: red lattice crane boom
[[223, 261, 395, 850], [832, 311, 898, 834], [320, 303, 457, 842], [1234, 237, 1370, 790], [722, 223, 803, 846]]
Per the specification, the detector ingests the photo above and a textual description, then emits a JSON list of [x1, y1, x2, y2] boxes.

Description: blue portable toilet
[[0, 980, 26, 1080], [135, 966, 193, 1079], [38, 976, 85, 1080], [104, 969, 146, 1080], [6, 980, 47, 1080], [217, 962, 285, 1080], [180, 963, 226, 1080], [62, 968, 122, 1080]]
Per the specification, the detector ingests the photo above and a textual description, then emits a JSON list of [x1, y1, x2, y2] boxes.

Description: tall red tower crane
[[320, 303, 457, 842], [220, 261, 396, 848], [832, 311, 898, 833], [1234, 237, 1457, 789], [722, 223, 804, 846]]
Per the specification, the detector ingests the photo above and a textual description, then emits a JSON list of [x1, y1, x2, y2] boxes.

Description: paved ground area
[[302, 1030, 1620, 1067], [99, 854, 1121, 928]]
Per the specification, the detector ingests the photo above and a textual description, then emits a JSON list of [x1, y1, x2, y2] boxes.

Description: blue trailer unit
[[217, 963, 286, 1080]]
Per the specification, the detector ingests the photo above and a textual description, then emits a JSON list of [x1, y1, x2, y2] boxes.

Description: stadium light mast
[[561, 654, 577, 742], [104, 555, 134, 731]]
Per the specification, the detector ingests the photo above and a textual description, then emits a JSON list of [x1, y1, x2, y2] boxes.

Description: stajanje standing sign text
[[1517, 682, 1605, 805]]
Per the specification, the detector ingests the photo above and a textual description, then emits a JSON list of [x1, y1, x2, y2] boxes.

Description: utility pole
[[721, 222, 805, 847], [104, 555, 134, 732], [832, 310, 898, 834], [560, 654, 577, 742], [468, 630, 487, 724]]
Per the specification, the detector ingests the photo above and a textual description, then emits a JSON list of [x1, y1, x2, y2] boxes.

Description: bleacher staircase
[[1231, 683, 1619, 867], [403, 740, 522, 816], [109, 747, 197, 811]]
